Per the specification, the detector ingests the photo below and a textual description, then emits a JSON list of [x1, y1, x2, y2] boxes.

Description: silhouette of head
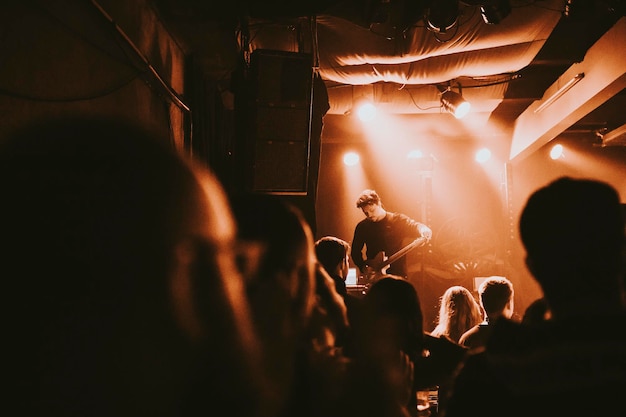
[[361, 275, 425, 355], [519, 176, 625, 312], [315, 236, 350, 279], [0, 117, 260, 417]]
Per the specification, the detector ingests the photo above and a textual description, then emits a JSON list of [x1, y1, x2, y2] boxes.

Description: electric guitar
[[360, 236, 429, 283]]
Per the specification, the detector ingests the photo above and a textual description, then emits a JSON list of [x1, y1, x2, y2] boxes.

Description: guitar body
[[361, 251, 390, 283]]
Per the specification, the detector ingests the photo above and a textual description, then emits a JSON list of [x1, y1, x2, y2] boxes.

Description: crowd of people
[[6, 116, 624, 417]]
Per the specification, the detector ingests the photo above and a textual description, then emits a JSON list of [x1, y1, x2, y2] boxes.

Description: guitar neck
[[381, 236, 428, 268]]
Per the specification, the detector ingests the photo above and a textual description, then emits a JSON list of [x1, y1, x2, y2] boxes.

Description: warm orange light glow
[[543, 142, 626, 192], [359, 114, 422, 188], [341, 149, 369, 243]]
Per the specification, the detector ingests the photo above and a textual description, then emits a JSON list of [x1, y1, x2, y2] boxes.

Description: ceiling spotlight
[[356, 101, 377, 121], [343, 151, 360, 166], [440, 87, 471, 119], [475, 148, 492, 163], [549, 144, 564, 160], [425, 0, 459, 33], [480, 0, 512, 24]]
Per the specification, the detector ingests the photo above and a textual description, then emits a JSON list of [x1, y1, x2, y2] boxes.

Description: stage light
[[475, 148, 492, 163], [549, 144, 564, 160], [357, 101, 377, 121], [440, 88, 471, 119], [425, 0, 459, 33], [343, 151, 360, 166], [408, 151, 435, 171], [480, 0, 511, 24]]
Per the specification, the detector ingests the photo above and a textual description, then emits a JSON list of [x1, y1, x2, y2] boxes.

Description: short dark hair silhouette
[[519, 176, 624, 304]]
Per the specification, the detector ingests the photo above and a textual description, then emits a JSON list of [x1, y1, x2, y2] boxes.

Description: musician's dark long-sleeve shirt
[[351, 212, 426, 277]]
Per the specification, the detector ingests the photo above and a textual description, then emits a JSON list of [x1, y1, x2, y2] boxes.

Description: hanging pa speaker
[[247, 50, 313, 194]]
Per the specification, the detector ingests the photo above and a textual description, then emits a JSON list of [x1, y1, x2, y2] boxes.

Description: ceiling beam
[[509, 17, 626, 162]]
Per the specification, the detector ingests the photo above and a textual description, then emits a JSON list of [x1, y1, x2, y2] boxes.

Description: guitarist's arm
[[396, 213, 433, 242], [385, 214, 432, 277]]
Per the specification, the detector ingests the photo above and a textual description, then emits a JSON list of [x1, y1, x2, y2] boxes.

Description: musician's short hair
[[356, 189, 380, 208]]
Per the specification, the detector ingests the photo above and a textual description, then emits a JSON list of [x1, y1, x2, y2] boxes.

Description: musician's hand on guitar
[[362, 264, 377, 281], [419, 225, 433, 241]]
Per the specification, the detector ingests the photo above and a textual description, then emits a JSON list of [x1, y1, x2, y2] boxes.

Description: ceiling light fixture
[[597, 123, 626, 147], [534, 72, 585, 113], [425, 0, 459, 33], [439, 85, 471, 119], [480, 0, 512, 24]]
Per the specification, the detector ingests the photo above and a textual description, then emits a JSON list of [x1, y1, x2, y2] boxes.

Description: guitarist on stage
[[351, 189, 432, 282]]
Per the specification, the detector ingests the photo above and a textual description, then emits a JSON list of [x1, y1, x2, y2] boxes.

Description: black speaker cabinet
[[247, 50, 313, 194]]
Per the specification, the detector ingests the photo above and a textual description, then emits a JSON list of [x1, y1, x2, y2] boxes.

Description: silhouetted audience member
[[420, 286, 480, 415], [415, 333, 467, 417], [350, 276, 469, 417], [459, 276, 514, 351], [1, 117, 266, 417], [312, 262, 351, 353], [349, 275, 423, 417], [521, 297, 551, 325], [314, 235, 362, 347], [430, 285, 483, 343], [444, 177, 626, 417], [235, 197, 416, 417], [315, 236, 352, 297], [231, 193, 349, 417]]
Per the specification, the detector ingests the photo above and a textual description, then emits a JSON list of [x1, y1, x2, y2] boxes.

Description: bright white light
[[550, 144, 564, 160], [343, 151, 360, 166], [475, 147, 491, 163], [357, 102, 377, 121], [407, 149, 424, 159], [346, 268, 358, 285], [454, 101, 471, 119]]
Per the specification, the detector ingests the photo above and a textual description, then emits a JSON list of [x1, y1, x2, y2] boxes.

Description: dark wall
[[0, 1, 188, 151]]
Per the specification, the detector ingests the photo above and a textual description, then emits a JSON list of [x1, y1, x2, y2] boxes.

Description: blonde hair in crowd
[[430, 285, 483, 343]]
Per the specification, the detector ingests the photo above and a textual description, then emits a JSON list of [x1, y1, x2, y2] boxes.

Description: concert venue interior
[[3, 0, 625, 327]]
